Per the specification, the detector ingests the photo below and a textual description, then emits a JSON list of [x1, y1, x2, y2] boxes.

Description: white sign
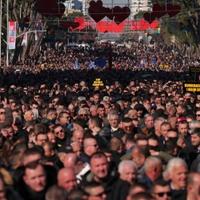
[[8, 21, 16, 49]]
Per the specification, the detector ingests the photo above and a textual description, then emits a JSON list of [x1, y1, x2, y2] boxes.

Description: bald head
[[63, 152, 77, 168], [57, 167, 77, 191], [187, 173, 200, 199], [72, 129, 84, 144]]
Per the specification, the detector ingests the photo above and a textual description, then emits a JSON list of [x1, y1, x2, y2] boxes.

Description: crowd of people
[[2, 38, 200, 73], [0, 78, 198, 200], [0, 35, 199, 200]]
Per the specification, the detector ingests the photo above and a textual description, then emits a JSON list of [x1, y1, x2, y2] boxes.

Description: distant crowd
[[1, 39, 200, 73]]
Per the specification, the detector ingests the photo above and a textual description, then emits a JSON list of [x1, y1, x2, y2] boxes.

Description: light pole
[[0, 0, 2, 67]]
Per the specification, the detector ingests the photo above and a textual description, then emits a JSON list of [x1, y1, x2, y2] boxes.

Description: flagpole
[[6, 0, 9, 66], [0, 0, 2, 66]]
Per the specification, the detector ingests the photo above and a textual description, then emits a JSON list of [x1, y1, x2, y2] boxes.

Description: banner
[[8, 21, 16, 49], [184, 83, 200, 93]]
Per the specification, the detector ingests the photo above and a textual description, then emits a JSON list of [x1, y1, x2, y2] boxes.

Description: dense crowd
[[0, 79, 199, 200], [2, 39, 200, 73]]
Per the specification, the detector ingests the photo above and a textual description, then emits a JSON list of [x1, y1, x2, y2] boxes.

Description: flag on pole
[[8, 21, 16, 49]]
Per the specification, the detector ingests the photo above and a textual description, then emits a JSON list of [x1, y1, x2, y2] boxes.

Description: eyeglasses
[[196, 114, 200, 117], [55, 129, 64, 134], [80, 114, 88, 117], [155, 192, 171, 197], [149, 145, 159, 151]]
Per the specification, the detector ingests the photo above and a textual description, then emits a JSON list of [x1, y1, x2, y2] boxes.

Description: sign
[[92, 78, 104, 89], [8, 21, 16, 49], [184, 83, 200, 93], [190, 67, 200, 73]]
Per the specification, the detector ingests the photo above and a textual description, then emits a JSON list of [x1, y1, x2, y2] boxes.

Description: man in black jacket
[[81, 152, 130, 200], [17, 162, 50, 200]]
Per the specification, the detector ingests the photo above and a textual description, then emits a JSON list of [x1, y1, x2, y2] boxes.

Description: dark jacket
[[109, 179, 130, 200]]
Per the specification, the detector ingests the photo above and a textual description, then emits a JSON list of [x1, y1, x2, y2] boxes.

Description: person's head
[[196, 109, 200, 121], [47, 108, 57, 121], [23, 147, 43, 166], [71, 129, 84, 144], [35, 132, 48, 146], [165, 158, 188, 190], [83, 136, 98, 156], [90, 152, 109, 182], [152, 179, 171, 200], [121, 117, 134, 134], [53, 125, 65, 140], [176, 104, 186, 115], [93, 93, 100, 104], [0, 174, 7, 200], [58, 111, 71, 126], [97, 104, 106, 118], [84, 182, 106, 200], [45, 185, 67, 200], [110, 137, 124, 154], [166, 129, 177, 141], [129, 192, 154, 200], [160, 122, 171, 138], [177, 121, 188, 136], [127, 183, 147, 200], [190, 128, 200, 147], [57, 167, 77, 192], [148, 136, 160, 155], [166, 103, 176, 117], [154, 117, 166, 136], [131, 146, 146, 168], [68, 189, 88, 200], [72, 121, 84, 132], [78, 108, 89, 121], [47, 132, 56, 144], [144, 156, 162, 182], [0, 108, 6, 123], [187, 172, 200, 200], [144, 114, 154, 129], [189, 120, 200, 134], [33, 124, 48, 146], [88, 116, 102, 130], [24, 110, 34, 122], [23, 162, 46, 192], [127, 109, 138, 120], [125, 135, 135, 151], [43, 142, 55, 157], [62, 151, 77, 168], [118, 160, 137, 184], [90, 105, 98, 117], [1, 125, 14, 139], [135, 134, 148, 149], [107, 111, 120, 128]]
